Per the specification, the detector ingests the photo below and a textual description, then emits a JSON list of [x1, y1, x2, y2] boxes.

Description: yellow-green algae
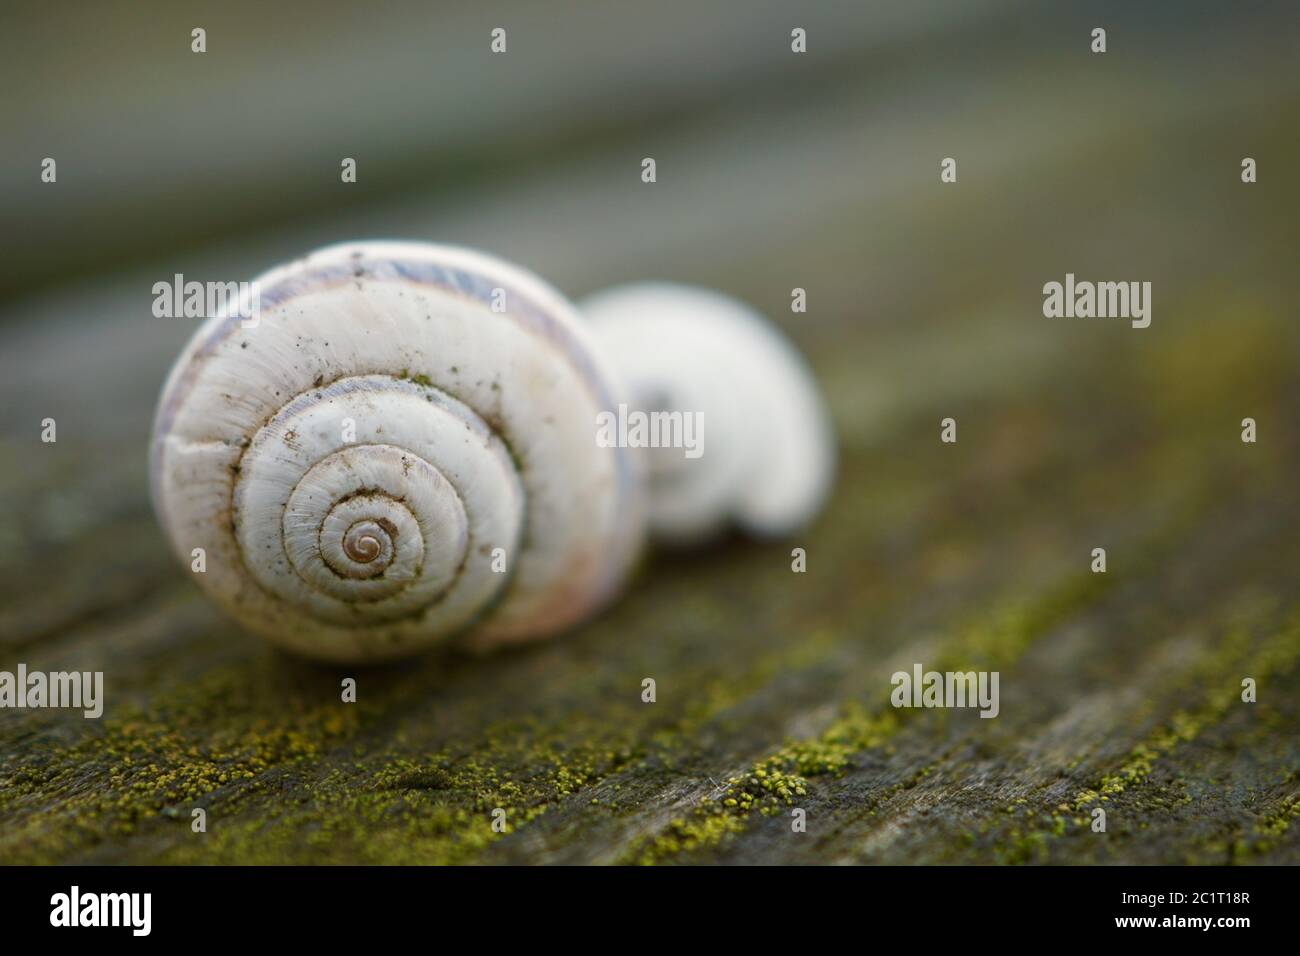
[[1236, 782, 1300, 859], [624, 442, 1228, 866], [0, 618, 843, 864], [991, 608, 1300, 864], [627, 566, 1119, 865]]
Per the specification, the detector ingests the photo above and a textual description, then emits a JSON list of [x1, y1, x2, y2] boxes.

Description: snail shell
[[151, 241, 644, 663], [581, 283, 835, 545]]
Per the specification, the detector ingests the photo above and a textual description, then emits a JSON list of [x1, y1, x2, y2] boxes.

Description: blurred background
[[1, 0, 1298, 864]]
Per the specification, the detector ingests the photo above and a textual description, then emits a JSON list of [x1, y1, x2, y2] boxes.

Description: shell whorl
[[151, 242, 644, 662]]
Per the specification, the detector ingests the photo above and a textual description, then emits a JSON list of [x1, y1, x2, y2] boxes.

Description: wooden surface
[[1, 1, 1298, 864]]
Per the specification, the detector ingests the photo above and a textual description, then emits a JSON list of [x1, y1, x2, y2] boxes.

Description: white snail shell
[[151, 241, 644, 663], [581, 283, 835, 546]]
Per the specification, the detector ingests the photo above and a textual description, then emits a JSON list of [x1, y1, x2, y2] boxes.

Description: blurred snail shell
[[581, 283, 835, 546], [151, 241, 644, 663]]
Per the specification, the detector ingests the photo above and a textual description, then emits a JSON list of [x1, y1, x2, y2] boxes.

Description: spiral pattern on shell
[[151, 242, 644, 662]]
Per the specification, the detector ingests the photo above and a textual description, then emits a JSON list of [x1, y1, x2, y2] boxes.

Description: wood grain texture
[[1, 1, 1297, 864]]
